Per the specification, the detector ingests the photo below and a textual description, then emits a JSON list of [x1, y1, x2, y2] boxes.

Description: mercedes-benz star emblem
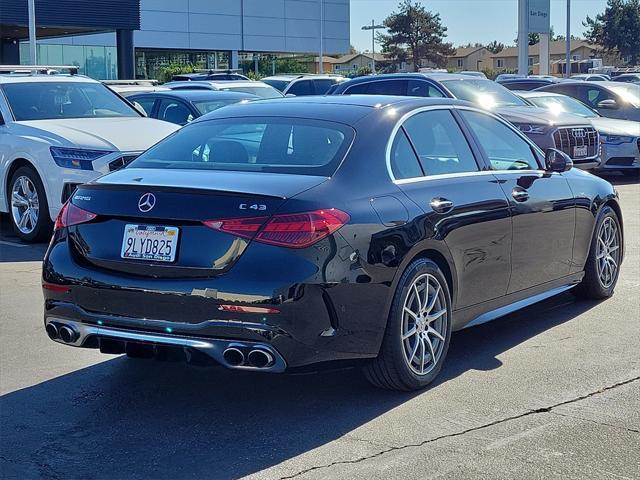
[[138, 193, 156, 213]]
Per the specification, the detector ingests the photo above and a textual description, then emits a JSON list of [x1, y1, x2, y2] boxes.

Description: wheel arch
[[382, 242, 459, 327], [4, 158, 40, 207]]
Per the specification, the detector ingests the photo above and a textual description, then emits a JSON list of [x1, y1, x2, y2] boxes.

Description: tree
[[584, 0, 640, 65], [515, 27, 555, 46], [486, 41, 505, 54], [378, 0, 454, 71]]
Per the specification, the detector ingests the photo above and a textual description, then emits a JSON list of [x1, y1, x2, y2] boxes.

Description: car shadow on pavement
[[0, 292, 601, 479], [0, 214, 48, 263]]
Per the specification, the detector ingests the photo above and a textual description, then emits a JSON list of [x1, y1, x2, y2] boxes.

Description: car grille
[[108, 155, 138, 172], [552, 127, 598, 161]]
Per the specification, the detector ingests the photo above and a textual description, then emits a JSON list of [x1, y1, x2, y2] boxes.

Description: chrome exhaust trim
[[223, 347, 245, 367], [248, 349, 274, 368], [45, 323, 59, 340], [58, 325, 78, 343], [44, 318, 286, 373]]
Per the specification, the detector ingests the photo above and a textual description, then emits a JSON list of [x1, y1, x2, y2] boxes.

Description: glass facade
[[19, 43, 118, 79], [135, 49, 229, 80]]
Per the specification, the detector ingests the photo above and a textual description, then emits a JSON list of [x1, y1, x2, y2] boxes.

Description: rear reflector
[[42, 282, 70, 293], [203, 209, 349, 249], [54, 202, 97, 230], [218, 305, 280, 314]]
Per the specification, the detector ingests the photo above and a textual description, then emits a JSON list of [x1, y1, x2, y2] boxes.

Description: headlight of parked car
[[49, 147, 113, 170], [514, 123, 547, 135], [600, 134, 635, 145]]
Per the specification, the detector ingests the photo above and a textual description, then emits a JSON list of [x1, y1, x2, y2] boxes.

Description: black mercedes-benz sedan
[[43, 96, 623, 391]]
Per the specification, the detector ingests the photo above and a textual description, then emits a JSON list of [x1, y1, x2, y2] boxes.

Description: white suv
[[0, 70, 179, 241]]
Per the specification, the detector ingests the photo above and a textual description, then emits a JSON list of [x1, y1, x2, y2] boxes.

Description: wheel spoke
[[18, 209, 29, 229], [427, 308, 446, 323], [427, 326, 445, 342], [412, 284, 423, 312], [402, 326, 417, 340], [403, 306, 418, 321], [424, 284, 440, 314], [11, 192, 28, 207], [425, 334, 436, 365], [28, 209, 37, 229], [409, 338, 420, 364], [420, 338, 426, 374]]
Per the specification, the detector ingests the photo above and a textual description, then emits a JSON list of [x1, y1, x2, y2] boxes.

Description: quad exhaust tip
[[222, 347, 245, 367], [45, 323, 59, 340], [248, 349, 274, 368], [58, 325, 78, 343]]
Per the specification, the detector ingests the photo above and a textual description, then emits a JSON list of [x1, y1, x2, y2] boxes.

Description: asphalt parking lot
[[0, 174, 638, 480]]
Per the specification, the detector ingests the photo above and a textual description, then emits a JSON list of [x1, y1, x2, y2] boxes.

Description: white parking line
[[0, 240, 29, 248]]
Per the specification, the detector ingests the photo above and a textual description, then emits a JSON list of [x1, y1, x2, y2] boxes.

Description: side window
[[313, 79, 335, 95], [134, 97, 156, 116], [403, 110, 478, 176], [584, 87, 613, 107], [287, 80, 314, 96], [367, 80, 407, 95], [157, 99, 193, 125], [407, 80, 445, 98], [460, 110, 539, 170], [344, 83, 371, 94], [390, 129, 423, 180]]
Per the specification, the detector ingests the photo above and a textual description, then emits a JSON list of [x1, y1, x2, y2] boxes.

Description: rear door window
[[313, 79, 337, 95], [130, 118, 354, 177], [157, 99, 193, 125], [133, 97, 157, 116], [367, 80, 408, 95], [403, 110, 478, 175]]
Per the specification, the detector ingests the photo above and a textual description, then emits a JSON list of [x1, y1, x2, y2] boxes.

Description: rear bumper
[[44, 317, 288, 372], [42, 233, 392, 369]]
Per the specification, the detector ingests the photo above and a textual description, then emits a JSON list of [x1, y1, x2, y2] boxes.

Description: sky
[[350, 0, 609, 52]]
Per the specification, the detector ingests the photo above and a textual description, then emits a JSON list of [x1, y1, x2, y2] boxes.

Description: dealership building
[[0, 0, 350, 79]]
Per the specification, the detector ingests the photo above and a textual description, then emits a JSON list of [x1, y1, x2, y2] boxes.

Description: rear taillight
[[203, 209, 349, 249], [54, 202, 97, 230]]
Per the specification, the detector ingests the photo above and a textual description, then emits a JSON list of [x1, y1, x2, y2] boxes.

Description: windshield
[[2, 81, 139, 121], [262, 79, 291, 92], [526, 95, 598, 118], [193, 99, 250, 115], [129, 117, 354, 176], [609, 84, 640, 107], [441, 79, 528, 108], [219, 86, 283, 98]]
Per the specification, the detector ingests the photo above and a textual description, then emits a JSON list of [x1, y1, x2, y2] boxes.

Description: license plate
[[573, 145, 588, 158], [121, 224, 179, 262]]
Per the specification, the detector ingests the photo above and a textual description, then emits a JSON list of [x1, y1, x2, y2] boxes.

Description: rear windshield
[[262, 79, 291, 92], [2, 81, 139, 121], [129, 117, 354, 176]]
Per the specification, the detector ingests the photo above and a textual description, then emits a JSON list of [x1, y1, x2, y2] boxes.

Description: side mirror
[[133, 101, 148, 116], [545, 148, 573, 173], [597, 99, 618, 110]]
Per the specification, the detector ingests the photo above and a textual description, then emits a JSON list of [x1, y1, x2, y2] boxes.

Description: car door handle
[[512, 187, 529, 202], [430, 197, 454, 213]]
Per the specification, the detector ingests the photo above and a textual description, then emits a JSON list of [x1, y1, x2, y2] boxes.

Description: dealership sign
[[528, 0, 550, 33]]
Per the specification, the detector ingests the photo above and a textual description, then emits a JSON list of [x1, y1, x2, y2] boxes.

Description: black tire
[[8, 166, 53, 243], [573, 206, 622, 300], [622, 169, 639, 178], [363, 258, 453, 391]]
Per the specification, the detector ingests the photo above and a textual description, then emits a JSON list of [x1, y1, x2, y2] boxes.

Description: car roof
[[548, 80, 636, 91], [129, 89, 259, 101], [0, 74, 99, 84], [263, 75, 342, 80], [195, 95, 473, 126], [203, 80, 273, 88], [518, 91, 563, 98]]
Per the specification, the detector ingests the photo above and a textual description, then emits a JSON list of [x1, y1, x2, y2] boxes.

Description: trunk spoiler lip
[[76, 182, 288, 200]]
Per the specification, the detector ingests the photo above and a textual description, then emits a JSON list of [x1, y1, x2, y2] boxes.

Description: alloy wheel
[[596, 216, 620, 288], [401, 273, 448, 375], [11, 176, 39, 235]]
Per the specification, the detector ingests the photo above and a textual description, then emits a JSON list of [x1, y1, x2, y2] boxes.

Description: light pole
[[565, 0, 571, 78], [319, 0, 324, 73], [361, 20, 384, 73], [28, 0, 37, 64]]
